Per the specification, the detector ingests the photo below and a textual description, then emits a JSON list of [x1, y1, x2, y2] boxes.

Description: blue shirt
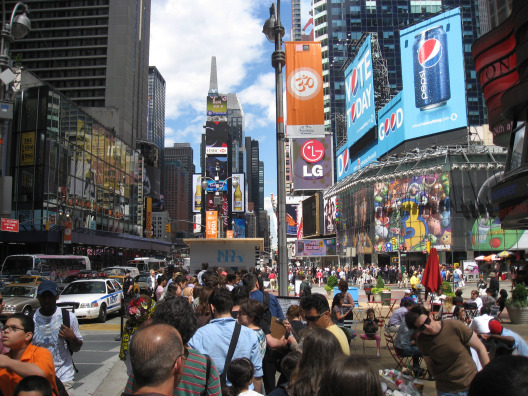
[[502, 328, 528, 357], [188, 317, 263, 384], [249, 289, 285, 319]]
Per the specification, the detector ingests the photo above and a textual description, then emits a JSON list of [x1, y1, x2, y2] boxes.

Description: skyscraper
[[164, 143, 195, 234], [312, 0, 486, 138], [227, 93, 245, 174], [148, 66, 166, 192], [9, 0, 151, 148]]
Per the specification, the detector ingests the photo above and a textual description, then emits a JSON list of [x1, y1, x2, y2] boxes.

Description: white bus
[[127, 257, 166, 273], [1, 254, 91, 281]]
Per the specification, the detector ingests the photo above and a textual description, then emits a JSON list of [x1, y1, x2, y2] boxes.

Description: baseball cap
[[488, 319, 503, 335], [38, 280, 60, 296], [404, 289, 412, 294]]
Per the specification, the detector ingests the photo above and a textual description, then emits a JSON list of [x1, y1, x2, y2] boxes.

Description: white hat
[[404, 289, 412, 294]]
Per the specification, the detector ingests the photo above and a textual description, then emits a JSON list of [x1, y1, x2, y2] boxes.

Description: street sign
[[1, 218, 19, 232]]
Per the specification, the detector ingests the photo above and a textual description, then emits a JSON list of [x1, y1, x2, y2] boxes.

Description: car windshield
[[2, 286, 36, 298], [62, 281, 106, 295], [137, 275, 149, 283], [105, 268, 125, 276], [63, 275, 78, 283], [12, 277, 35, 283]]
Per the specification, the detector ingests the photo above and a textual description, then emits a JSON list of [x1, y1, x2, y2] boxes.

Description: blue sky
[[150, 1, 312, 245]]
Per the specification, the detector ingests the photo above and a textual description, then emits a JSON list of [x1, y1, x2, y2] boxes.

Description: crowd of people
[[1, 262, 527, 396]]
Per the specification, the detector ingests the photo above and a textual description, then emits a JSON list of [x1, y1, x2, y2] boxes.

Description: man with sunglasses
[[405, 305, 489, 396], [122, 323, 186, 396], [299, 293, 350, 355], [0, 313, 59, 396]]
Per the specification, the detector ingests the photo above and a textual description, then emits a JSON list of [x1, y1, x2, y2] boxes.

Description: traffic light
[[165, 223, 171, 233], [426, 240, 431, 253]]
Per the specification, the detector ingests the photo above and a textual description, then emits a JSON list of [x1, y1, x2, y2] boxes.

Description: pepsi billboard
[[399, 8, 467, 139], [344, 35, 376, 148]]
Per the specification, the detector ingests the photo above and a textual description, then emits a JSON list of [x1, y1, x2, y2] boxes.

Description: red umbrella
[[421, 247, 442, 294]]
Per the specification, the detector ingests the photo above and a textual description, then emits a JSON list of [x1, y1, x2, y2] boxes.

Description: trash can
[[501, 273, 507, 280]]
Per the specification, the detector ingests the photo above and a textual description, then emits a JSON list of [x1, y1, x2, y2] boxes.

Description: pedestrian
[[119, 295, 156, 374], [0, 314, 59, 396], [33, 280, 83, 393], [122, 323, 186, 396], [405, 305, 489, 394], [317, 355, 382, 396], [299, 294, 350, 355], [288, 328, 345, 396], [13, 375, 53, 396], [223, 358, 262, 396], [188, 288, 263, 392]]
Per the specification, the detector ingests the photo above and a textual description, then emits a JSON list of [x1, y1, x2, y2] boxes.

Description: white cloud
[[150, 0, 269, 121]]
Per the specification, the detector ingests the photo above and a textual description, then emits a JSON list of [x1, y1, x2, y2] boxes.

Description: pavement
[[92, 279, 528, 396]]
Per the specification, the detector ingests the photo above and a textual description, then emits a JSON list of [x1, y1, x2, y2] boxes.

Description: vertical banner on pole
[[285, 41, 325, 138], [63, 221, 73, 244], [206, 210, 218, 239]]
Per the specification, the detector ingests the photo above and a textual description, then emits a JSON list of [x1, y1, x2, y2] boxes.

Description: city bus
[[127, 257, 167, 273], [0, 254, 91, 281]]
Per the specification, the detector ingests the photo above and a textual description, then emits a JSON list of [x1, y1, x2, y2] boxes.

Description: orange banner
[[285, 42, 325, 138], [206, 210, 218, 239], [63, 221, 73, 244], [226, 230, 234, 239]]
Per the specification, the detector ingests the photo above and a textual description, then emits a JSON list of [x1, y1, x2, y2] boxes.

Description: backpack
[[262, 291, 272, 326], [61, 309, 79, 373], [300, 280, 312, 296], [54, 375, 69, 396]]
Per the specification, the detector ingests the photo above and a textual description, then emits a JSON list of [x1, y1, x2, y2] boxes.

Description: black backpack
[[61, 309, 79, 373], [300, 280, 312, 296]]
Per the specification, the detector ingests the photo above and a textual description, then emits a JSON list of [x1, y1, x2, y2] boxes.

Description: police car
[[57, 278, 123, 323]]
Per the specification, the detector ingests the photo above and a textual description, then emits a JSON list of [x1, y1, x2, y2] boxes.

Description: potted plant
[[506, 284, 528, 324], [325, 275, 338, 297], [371, 276, 391, 304]]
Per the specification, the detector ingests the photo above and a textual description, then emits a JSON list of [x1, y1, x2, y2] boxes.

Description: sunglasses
[[305, 310, 328, 322], [416, 317, 431, 332]]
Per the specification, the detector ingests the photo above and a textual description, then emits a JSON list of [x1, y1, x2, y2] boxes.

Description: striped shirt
[[125, 348, 221, 396]]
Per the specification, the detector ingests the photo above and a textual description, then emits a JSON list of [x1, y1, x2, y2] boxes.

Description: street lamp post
[[263, 2, 287, 296], [0, 2, 31, 217]]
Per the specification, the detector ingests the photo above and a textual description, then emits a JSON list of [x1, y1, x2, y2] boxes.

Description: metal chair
[[361, 318, 384, 357], [384, 332, 413, 371]]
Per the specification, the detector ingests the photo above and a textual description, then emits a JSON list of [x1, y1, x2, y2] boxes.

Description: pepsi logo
[[350, 102, 357, 124], [378, 107, 403, 141], [337, 148, 350, 178], [418, 39, 442, 68]]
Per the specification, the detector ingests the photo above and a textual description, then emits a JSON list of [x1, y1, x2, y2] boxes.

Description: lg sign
[[301, 139, 325, 178], [379, 108, 403, 141]]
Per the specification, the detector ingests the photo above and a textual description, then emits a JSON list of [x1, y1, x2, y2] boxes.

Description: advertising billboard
[[344, 35, 376, 148], [377, 92, 405, 156], [192, 174, 202, 213], [233, 218, 246, 238], [206, 94, 228, 117], [324, 196, 336, 235], [291, 135, 333, 190], [205, 121, 229, 154], [285, 42, 325, 137], [286, 203, 300, 238], [231, 173, 245, 213], [295, 238, 336, 257], [206, 210, 218, 238], [302, 192, 323, 237], [399, 8, 467, 139]]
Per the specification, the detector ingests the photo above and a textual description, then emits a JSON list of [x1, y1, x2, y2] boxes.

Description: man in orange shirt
[[0, 313, 58, 396]]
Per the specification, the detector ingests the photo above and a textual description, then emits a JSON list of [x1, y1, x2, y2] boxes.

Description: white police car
[[57, 278, 123, 323]]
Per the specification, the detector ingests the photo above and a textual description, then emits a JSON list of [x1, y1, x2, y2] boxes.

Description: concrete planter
[[380, 291, 392, 306], [507, 306, 528, 324], [373, 293, 382, 302]]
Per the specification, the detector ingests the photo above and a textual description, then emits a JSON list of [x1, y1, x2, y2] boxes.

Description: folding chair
[[384, 332, 412, 371]]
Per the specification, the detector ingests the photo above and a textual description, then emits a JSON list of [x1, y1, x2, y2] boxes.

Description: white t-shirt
[[239, 390, 263, 396], [33, 308, 83, 382]]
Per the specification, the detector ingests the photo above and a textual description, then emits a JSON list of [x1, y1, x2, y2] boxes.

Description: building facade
[[312, 0, 486, 138], [9, 0, 151, 149]]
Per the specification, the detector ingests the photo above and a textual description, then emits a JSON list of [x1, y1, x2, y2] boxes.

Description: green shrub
[[376, 275, 385, 289], [506, 284, 528, 308], [325, 275, 338, 292], [441, 281, 453, 295], [371, 287, 383, 294]]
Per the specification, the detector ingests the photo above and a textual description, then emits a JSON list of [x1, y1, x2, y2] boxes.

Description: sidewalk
[[95, 279, 526, 396]]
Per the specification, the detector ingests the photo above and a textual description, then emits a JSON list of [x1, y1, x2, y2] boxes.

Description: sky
[[150, 0, 312, 246]]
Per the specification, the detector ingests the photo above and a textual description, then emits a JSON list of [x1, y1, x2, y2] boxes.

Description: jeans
[[437, 391, 468, 396]]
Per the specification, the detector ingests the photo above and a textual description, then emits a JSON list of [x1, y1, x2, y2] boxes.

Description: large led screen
[[344, 35, 376, 148], [399, 8, 467, 139]]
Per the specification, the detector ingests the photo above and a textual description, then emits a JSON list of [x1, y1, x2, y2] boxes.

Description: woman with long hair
[[438, 295, 456, 319], [317, 355, 382, 396], [288, 328, 345, 396], [195, 286, 214, 327], [337, 279, 355, 314]]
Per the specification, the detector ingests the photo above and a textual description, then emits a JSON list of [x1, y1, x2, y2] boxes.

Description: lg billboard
[[291, 135, 333, 190], [399, 8, 467, 139]]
